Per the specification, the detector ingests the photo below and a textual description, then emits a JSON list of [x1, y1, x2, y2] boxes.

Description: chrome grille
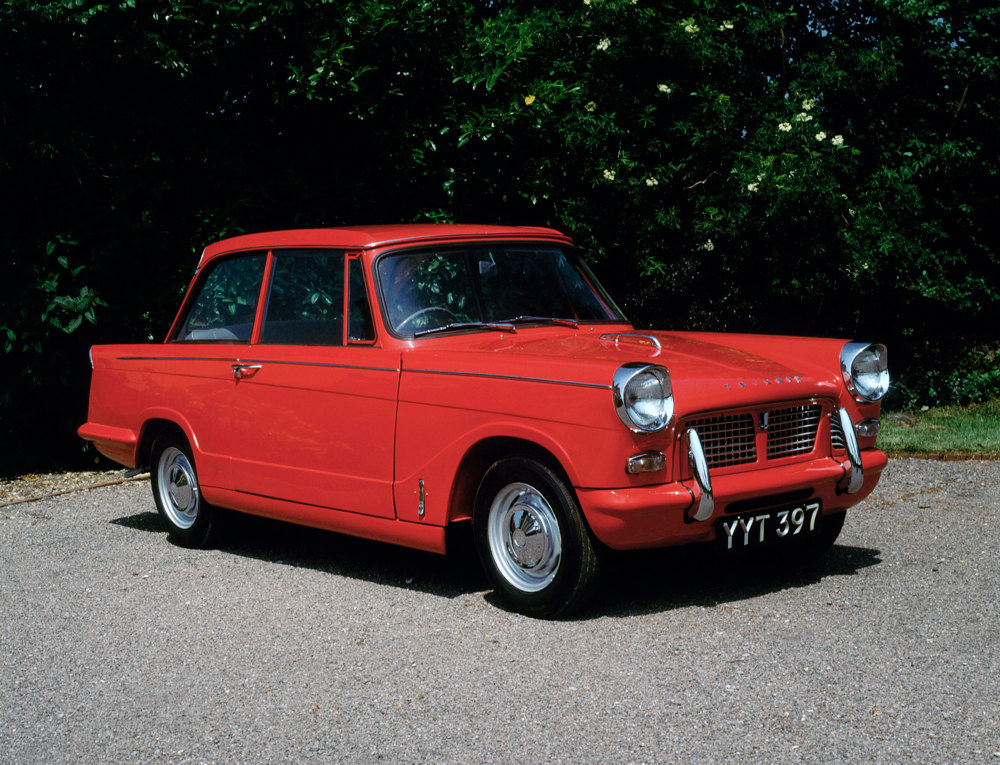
[[766, 404, 822, 458], [829, 412, 846, 451], [687, 412, 756, 468]]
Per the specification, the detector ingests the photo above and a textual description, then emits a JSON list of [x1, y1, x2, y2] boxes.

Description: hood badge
[[725, 375, 802, 391]]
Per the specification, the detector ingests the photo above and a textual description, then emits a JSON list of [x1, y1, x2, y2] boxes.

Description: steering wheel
[[395, 305, 460, 333]]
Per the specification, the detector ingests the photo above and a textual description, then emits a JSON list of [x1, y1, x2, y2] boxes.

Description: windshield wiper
[[413, 321, 517, 338], [505, 315, 580, 329]]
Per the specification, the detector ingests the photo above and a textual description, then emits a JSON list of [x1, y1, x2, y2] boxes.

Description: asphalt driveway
[[1, 458, 997, 763]]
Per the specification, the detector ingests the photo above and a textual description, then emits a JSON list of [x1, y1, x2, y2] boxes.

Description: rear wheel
[[150, 436, 218, 548], [474, 457, 599, 618]]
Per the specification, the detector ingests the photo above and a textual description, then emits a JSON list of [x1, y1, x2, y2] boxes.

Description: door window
[[175, 252, 266, 342], [260, 250, 345, 345]]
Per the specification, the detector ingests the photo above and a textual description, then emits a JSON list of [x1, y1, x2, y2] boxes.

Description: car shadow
[[581, 542, 883, 619], [110, 510, 880, 616], [110, 510, 487, 599]]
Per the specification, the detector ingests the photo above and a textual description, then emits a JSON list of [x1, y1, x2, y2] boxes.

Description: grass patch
[[879, 399, 1000, 457]]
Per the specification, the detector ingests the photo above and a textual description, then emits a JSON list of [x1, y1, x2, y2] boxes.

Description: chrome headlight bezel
[[612, 363, 674, 433], [840, 342, 889, 403]]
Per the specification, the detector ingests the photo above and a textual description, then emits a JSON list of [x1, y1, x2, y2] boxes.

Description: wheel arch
[[137, 418, 193, 469], [446, 436, 574, 526]]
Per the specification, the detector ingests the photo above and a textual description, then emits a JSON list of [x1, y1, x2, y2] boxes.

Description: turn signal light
[[626, 451, 666, 474]]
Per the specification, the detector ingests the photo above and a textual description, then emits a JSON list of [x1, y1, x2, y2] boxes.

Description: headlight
[[840, 342, 889, 402], [613, 363, 674, 432]]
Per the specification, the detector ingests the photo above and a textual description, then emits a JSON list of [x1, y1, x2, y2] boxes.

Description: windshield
[[377, 245, 624, 335]]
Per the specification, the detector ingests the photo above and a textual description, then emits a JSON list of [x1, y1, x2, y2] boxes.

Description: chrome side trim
[[117, 356, 399, 373], [243, 359, 399, 373], [118, 356, 240, 362], [406, 368, 611, 390], [687, 428, 715, 521], [838, 407, 864, 494]]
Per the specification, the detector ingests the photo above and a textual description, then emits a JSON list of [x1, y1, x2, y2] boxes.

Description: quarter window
[[348, 258, 376, 342]]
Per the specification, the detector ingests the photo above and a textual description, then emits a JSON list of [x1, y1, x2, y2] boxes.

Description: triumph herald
[[79, 224, 889, 616]]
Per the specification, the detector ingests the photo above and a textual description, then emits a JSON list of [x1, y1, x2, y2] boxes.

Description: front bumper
[[577, 449, 888, 550]]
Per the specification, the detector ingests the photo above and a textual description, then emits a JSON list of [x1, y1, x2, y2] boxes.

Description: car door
[[228, 250, 399, 519], [163, 249, 270, 490]]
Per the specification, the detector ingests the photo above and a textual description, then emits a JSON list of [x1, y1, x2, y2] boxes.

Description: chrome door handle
[[232, 363, 262, 379]]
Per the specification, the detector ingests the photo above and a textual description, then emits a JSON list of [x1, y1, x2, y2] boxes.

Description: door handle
[[232, 363, 262, 380]]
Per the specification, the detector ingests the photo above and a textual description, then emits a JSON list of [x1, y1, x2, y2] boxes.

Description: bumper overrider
[[578, 406, 887, 551]]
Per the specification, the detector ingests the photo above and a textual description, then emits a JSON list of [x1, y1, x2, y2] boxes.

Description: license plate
[[719, 501, 822, 550]]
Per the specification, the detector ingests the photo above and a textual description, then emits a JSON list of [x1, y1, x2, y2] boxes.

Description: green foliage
[[879, 398, 1000, 457], [2, 237, 105, 358], [1, 0, 998, 470]]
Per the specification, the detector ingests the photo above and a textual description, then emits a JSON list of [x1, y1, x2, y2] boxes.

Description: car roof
[[199, 224, 573, 265]]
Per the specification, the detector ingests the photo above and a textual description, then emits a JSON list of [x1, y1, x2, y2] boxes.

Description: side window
[[176, 252, 266, 342], [348, 258, 375, 342], [260, 250, 345, 346]]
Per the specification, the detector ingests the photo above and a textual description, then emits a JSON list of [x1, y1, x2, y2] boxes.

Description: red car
[[79, 224, 888, 616]]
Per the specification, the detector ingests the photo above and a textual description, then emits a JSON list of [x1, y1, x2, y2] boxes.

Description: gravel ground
[[0, 469, 146, 505], [1, 458, 998, 764]]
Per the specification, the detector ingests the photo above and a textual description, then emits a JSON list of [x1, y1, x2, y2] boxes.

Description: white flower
[[684, 24, 699, 33], [831, 135, 845, 146], [603, 169, 616, 181], [702, 239, 715, 251], [719, 20, 734, 30], [801, 99, 815, 111], [596, 38, 611, 51], [778, 122, 792, 132], [747, 182, 759, 192], [756, 173, 765, 181], [583, 0, 591, 4], [645, 177, 659, 187], [657, 83, 671, 94], [815, 131, 827, 141], [584, 101, 597, 112], [794, 112, 813, 122], [788, 169, 796, 177]]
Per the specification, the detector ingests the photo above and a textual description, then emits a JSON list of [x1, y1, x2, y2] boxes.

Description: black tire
[[150, 435, 218, 548], [474, 457, 599, 618]]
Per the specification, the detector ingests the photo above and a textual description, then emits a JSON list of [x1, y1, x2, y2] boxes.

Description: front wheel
[[150, 436, 218, 548], [474, 457, 599, 618]]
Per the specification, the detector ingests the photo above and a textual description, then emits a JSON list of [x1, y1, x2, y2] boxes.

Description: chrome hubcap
[[157, 447, 199, 530], [487, 482, 561, 592]]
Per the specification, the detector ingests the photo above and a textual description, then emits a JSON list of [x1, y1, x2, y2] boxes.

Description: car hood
[[399, 328, 848, 413]]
